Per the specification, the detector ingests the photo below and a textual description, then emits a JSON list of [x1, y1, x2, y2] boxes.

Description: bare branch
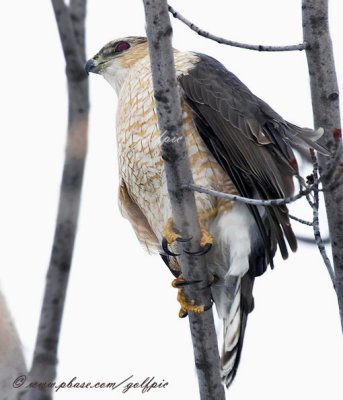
[[296, 234, 331, 245], [190, 175, 335, 253], [302, 0, 343, 330], [289, 214, 313, 226], [69, 0, 87, 55], [51, 0, 85, 80], [143, 1, 225, 399], [23, 1, 89, 399], [168, 5, 306, 52], [307, 151, 335, 286], [187, 183, 310, 207]]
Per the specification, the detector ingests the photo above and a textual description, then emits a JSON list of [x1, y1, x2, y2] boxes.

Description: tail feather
[[286, 123, 329, 155], [220, 271, 255, 387]]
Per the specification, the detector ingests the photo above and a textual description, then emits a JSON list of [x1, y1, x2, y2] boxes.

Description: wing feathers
[[179, 54, 311, 261], [177, 54, 321, 386]]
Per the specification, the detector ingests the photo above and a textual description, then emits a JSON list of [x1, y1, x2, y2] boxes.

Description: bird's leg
[[162, 217, 192, 257], [162, 214, 215, 317], [172, 275, 214, 318], [184, 215, 214, 256], [176, 287, 204, 318], [162, 212, 214, 257]]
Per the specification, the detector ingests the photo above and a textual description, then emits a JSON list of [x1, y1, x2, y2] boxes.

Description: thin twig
[[189, 169, 336, 282], [168, 5, 307, 52], [297, 234, 331, 245], [305, 191, 315, 208], [289, 214, 313, 226], [307, 151, 335, 286], [187, 183, 311, 206]]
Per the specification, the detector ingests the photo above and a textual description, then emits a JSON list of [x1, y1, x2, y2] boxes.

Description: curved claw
[[176, 236, 193, 243], [184, 243, 212, 256], [172, 279, 202, 288], [179, 300, 213, 318], [204, 300, 214, 312], [179, 310, 188, 318], [162, 238, 180, 257], [201, 274, 219, 289]]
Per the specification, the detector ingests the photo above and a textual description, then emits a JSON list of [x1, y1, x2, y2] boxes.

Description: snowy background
[[1, 1, 343, 399]]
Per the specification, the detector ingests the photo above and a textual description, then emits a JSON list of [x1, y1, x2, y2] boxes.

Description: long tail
[[220, 272, 255, 387]]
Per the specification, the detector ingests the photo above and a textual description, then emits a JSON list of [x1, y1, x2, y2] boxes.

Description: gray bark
[[189, 183, 310, 206], [142, 1, 225, 399], [21, 1, 89, 399], [302, 0, 343, 330]]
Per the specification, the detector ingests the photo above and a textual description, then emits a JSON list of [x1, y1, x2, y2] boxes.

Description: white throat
[[101, 60, 129, 96]]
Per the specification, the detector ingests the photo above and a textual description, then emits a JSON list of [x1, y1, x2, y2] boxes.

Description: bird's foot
[[184, 223, 213, 256], [172, 275, 214, 318], [162, 218, 192, 257], [172, 273, 217, 288], [172, 275, 202, 288], [162, 218, 213, 257]]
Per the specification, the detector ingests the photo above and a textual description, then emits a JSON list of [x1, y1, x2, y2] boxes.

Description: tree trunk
[[21, 1, 89, 399], [142, 1, 225, 399], [302, 0, 343, 330]]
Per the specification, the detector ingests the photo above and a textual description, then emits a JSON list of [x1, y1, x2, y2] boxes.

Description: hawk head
[[85, 36, 148, 93]]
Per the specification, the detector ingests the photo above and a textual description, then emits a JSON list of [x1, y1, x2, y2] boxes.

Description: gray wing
[[178, 54, 320, 263]]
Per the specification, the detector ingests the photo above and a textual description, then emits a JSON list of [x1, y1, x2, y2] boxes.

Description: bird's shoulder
[[178, 52, 285, 125]]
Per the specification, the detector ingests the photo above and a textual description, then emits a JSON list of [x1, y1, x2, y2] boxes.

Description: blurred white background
[[0, 1, 342, 399]]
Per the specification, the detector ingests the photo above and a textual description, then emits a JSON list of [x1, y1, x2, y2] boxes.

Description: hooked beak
[[85, 58, 102, 75]]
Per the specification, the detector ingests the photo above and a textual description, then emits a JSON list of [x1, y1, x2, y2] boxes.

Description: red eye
[[115, 41, 130, 53]]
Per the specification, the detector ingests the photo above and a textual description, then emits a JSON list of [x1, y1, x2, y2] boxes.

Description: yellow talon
[[199, 224, 214, 247], [198, 210, 215, 247], [172, 276, 205, 318], [163, 217, 213, 249], [171, 275, 185, 288], [177, 288, 205, 316], [163, 217, 181, 244]]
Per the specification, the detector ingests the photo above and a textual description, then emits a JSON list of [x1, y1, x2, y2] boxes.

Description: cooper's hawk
[[85, 37, 325, 387]]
